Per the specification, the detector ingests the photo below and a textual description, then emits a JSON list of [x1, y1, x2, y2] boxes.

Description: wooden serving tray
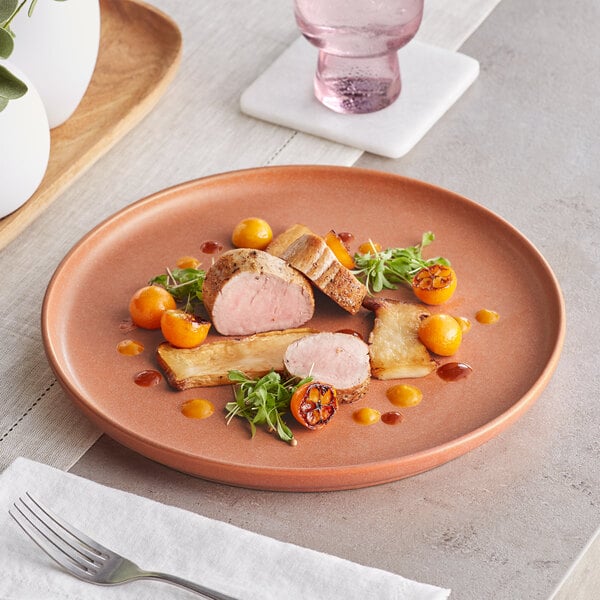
[[0, 0, 182, 250]]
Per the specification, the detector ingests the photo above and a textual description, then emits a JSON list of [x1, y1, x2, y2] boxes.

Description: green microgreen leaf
[[149, 267, 206, 313], [352, 231, 450, 294], [225, 370, 311, 444]]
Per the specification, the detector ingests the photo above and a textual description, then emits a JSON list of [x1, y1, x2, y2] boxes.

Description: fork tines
[[9, 492, 107, 579]]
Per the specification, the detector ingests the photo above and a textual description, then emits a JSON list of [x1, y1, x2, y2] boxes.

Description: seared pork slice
[[157, 327, 317, 390], [203, 248, 315, 336], [280, 233, 367, 315], [266, 223, 313, 258], [284, 332, 371, 403], [364, 297, 436, 379]]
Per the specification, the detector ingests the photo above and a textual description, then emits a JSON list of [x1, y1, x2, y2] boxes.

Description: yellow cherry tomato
[[418, 313, 462, 356], [129, 285, 177, 330], [412, 264, 457, 305], [231, 217, 273, 250], [290, 382, 338, 430], [324, 230, 355, 269], [160, 309, 211, 348], [357, 240, 382, 254]]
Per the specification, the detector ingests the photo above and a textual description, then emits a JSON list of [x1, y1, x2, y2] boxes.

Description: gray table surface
[[14, 0, 600, 598]]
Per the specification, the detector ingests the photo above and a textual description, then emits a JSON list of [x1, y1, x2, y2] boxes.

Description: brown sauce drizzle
[[381, 411, 404, 425], [200, 240, 223, 254], [335, 328, 364, 340], [437, 362, 473, 382], [134, 369, 162, 387]]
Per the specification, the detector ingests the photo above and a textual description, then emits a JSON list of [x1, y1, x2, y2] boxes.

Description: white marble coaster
[[241, 37, 479, 159]]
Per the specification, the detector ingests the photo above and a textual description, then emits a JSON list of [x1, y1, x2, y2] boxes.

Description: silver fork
[[9, 493, 238, 599]]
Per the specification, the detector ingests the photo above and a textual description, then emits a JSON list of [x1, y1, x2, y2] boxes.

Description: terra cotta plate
[[42, 166, 565, 491]]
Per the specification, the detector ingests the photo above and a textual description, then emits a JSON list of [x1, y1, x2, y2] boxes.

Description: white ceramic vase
[[0, 62, 50, 219], [8, 0, 101, 128]]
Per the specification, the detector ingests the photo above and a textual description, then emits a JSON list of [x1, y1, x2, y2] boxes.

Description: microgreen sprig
[[352, 231, 450, 294], [225, 370, 311, 445], [149, 267, 206, 313]]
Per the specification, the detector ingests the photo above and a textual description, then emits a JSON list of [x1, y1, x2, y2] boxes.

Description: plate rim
[[41, 165, 566, 491]]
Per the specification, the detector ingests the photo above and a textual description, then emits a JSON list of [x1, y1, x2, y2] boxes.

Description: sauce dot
[[338, 231, 354, 244], [386, 384, 423, 408], [181, 398, 215, 419], [437, 362, 473, 382], [119, 318, 137, 333], [381, 411, 404, 425], [176, 255, 200, 269], [200, 240, 224, 254], [134, 369, 162, 387], [352, 407, 381, 426], [454, 316, 472, 333], [117, 339, 144, 356], [476, 308, 500, 324]]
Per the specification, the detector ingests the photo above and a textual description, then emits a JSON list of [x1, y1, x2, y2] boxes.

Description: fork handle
[[143, 571, 238, 599]]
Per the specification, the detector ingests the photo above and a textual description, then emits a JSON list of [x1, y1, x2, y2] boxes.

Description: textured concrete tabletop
[[69, 0, 600, 598]]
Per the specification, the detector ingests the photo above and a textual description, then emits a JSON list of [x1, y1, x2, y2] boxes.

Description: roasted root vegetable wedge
[[157, 327, 317, 390], [364, 297, 437, 379]]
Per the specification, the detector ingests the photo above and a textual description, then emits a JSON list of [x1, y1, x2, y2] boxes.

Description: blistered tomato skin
[[418, 313, 463, 356], [412, 264, 457, 305], [290, 382, 338, 430], [231, 218, 273, 250], [128, 285, 177, 329], [160, 310, 211, 349]]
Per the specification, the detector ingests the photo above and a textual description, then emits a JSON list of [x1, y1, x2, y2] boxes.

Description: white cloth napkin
[[0, 458, 450, 599]]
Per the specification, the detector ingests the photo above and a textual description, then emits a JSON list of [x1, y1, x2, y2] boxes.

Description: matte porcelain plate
[[42, 166, 565, 491]]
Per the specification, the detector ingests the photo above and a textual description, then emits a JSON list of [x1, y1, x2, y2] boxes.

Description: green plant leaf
[[0, 0, 18, 24], [0, 27, 14, 58], [0, 95, 8, 111], [0, 63, 27, 99]]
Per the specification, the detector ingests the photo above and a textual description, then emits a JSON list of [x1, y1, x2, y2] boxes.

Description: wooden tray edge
[[0, 0, 182, 250]]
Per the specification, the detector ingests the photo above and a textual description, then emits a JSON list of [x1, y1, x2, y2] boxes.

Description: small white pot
[[9, 0, 101, 128], [0, 62, 50, 219]]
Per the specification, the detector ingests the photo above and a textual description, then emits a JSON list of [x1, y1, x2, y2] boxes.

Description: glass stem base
[[314, 51, 401, 114]]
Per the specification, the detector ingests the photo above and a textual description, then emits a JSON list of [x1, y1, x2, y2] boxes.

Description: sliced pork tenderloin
[[203, 248, 315, 336], [284, 332, 371, 403], [280, 233, 367, 315]]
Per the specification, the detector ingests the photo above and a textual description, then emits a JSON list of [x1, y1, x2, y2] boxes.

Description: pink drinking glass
[[294, 0, 424, 114]]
